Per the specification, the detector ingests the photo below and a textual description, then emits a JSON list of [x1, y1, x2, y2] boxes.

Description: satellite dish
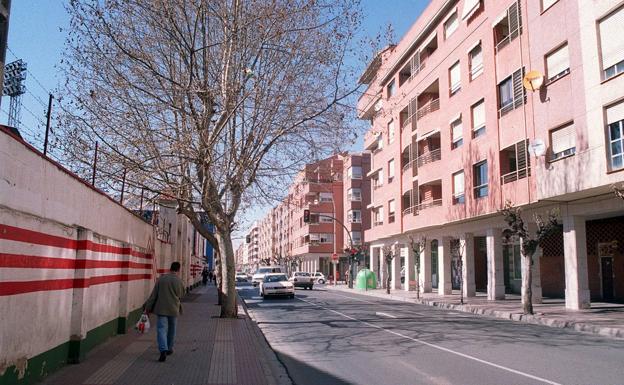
[[523, 70, 544, 92], [528, 139, 546, 157]]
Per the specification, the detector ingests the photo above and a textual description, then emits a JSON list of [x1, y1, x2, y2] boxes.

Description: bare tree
[[59, 0, 362, 317], [500, 201, 559, 315], [408, 235, 426, 299], [381, 244, 396, 295]]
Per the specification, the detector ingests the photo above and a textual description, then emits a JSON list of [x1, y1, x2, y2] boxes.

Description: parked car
[[235, 272, 249, 282], [252, 266, 284, 286], [312, 272, 326, 284], [289, 271, 314, 290], [259, 273, 295, 298]]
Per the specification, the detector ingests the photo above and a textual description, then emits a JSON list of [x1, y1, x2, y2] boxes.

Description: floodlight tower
[[3, 58, 26, 127]]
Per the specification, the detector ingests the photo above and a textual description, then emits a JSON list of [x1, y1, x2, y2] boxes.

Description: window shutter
[[388, 120, 395, 142], [512, 68, 525, 108], [388, 159, 395, 178], [599, 8, 624, 69], [451, 119, 463, 142], [450, 62, 461, 88], [453, 172, 464, 196], [445, 12, 459, 37], [410, 51, 421, 75], [546, 44, 569, 79], [515, 140, 528, 170], [606, 101, 624, 124], [472, 100, 485, 129], [508, 1, 522, 39], [389, 200, 395, 213], [470, 45, 483, 72], [551, 124, 576, 154]]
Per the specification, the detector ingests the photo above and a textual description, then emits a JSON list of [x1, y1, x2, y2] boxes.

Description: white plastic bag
[[135, 313, 151, 334]]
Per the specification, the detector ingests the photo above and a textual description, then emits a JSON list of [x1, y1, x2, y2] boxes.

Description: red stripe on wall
[[0, 274, 152, 296], [0, 224, 152, 260], [0, 253, 152, 270]]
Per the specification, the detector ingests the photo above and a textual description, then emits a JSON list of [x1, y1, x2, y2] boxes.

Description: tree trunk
[[521, 252, 534, 315], [386, 262, 391, 295], [218, 230, 238, 318], [215, 253, 223, 305]]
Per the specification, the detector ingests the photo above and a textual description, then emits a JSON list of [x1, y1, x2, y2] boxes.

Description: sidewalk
[[40, 285, 291, 385], [326, 284, 624, 339]]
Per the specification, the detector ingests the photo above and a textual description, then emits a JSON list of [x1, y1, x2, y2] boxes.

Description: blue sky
[[2, 0, 429, 242]]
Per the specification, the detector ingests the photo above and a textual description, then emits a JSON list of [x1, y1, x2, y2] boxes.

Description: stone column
[[486, 228, 505, 300], [420, 239, 432, 293], [524, 223, 543, 304], [391, 245, 401, 290], [563, 215, 591, 310], [438, 237, 452, 295], [461, 233, 476, 298], [405, 244, 416, 291]]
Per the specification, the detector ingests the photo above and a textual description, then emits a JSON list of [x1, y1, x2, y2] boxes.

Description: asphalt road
[[238, 283, 624, 385]]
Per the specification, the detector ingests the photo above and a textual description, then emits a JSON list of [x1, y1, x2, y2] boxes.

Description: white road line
[[375, 311, 397, 318], [296, 297, 562, 385]]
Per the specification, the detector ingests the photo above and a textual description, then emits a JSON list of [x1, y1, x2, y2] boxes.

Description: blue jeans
[[156, 315, 177, 353]]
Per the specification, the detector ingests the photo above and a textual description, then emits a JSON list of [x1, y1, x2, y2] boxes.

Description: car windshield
[[295, 272, 310, 276], [265, 274, 288, 282], [257, 268, 272, 274]]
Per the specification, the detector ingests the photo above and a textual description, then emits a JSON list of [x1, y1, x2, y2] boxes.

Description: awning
[[419, 31, 437, 52], [448, 113, 462, 124], [418, 128, 440, 141], [491, 10, 507, 27], [466, 39, 481, 54], [462, 0, 481, 20]]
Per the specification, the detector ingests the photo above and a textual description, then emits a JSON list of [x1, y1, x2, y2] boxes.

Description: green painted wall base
[[0, 307, 143, 385]]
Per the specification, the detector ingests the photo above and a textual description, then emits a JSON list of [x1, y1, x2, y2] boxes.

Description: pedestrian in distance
[[144, 261, 185, 362], [202, 267, 209, 286]]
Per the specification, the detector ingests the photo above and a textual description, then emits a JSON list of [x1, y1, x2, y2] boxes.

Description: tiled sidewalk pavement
[[41, 285, 291, 385], [326, 284, 624, 339]]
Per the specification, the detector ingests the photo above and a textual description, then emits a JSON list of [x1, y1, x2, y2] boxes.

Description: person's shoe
[[166, 349, 174, 356], [158, 352, 167, 362]]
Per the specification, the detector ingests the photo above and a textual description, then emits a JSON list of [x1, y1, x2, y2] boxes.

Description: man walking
[[144, 262, 185, 362]]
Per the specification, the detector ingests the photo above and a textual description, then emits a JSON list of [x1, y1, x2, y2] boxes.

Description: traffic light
[[303, 209, 310, 223]]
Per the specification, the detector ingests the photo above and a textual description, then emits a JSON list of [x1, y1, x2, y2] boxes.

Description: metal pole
[[139, 187, 145, 212], [91, 141, 98, 186], [120, 168, 127, 204], [43, 94, 53, 156]]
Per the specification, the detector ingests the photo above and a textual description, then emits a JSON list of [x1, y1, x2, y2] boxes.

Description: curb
[[326, 286, 624, 340], [237, 294, 294, 385]]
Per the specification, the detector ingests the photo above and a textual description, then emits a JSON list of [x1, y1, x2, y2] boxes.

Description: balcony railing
[[373, 221, 384, 227], [416, 98, 440, 120], [500, 167, 531, 185], [417, 148, 441, 167], [416, 199, 442, 211], [409, 60, 426, 81], [402, 206, 418, 216], [373, 183, 384, 190]]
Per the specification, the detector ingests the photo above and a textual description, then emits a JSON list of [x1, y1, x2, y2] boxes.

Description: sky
[[2, 0, 429, 247]]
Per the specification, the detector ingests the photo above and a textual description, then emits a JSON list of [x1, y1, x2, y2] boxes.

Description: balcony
[[402, 206, 418, 217], [417, 148, 441, 167], [416, 199, 442, 211], [501, 167, 531, 185], [416, 98, 440, 121], [373, 221, 383, 227]]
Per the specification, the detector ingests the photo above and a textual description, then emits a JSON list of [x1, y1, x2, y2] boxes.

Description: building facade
[[358, 0, 624, 309]]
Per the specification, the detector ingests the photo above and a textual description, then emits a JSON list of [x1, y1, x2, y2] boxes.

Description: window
[[452, 170, 465, 204], [348, 166, 362, 179], [504, 244, 522, 280], [351, 231, 362, 245], [493, 1, 522, 52], [348, 187, 362, 201], [388, 159, 395, 183], [378, 169, 384, 186], [607, 101, 624, 170], [387, 79, 396, 98], [473, 160, 488, 198], [388, 120, 395, 143], [319, 233, 334, 244], [444, 11, 459, 39], [309, 233, 320, 244], [319, 214, 333, 223], [546, 43, 569, 82], [319, 192, 333, 202], [599, 6, 624, 80], [498, 68, 525, 116], [449, 61, 461, 95], [550, 122, 576, 161], [451, 117, 463, 149], [472, 99, 486, 137], [542, 0, 558, 12], [462, 0, 483, 21], [348, 209, 362, 223], [375, 134, 384, 151], [469, 43, 483, 80], [374, 207, 384, 226], [388, 200, 396, 223]]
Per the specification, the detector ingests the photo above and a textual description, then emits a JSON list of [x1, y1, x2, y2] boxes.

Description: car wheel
[[310, 285, 314, 290], [318, 279, 325, 284]]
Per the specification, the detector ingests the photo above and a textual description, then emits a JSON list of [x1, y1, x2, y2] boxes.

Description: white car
[[252, 266, 284, 286], [312, 272, 326, 284], [259, 273, 295, 298], [235, 272, 248, 282], [289, 271, 314, 290]]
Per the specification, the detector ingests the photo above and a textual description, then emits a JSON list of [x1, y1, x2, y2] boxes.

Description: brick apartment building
[[358, 0, 624, 309]]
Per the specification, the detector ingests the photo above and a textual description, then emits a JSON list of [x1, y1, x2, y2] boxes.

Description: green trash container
[[355, 269, 377, 290]]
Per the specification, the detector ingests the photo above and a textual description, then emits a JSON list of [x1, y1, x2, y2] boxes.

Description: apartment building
[[343, 153, 372, 250], [245, 222, 260, 269], [358, 0, 624, 309]]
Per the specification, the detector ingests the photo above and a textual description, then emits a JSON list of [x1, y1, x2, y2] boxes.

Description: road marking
[[375, 311, 397, 318], [296, 297, 562, 385]]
